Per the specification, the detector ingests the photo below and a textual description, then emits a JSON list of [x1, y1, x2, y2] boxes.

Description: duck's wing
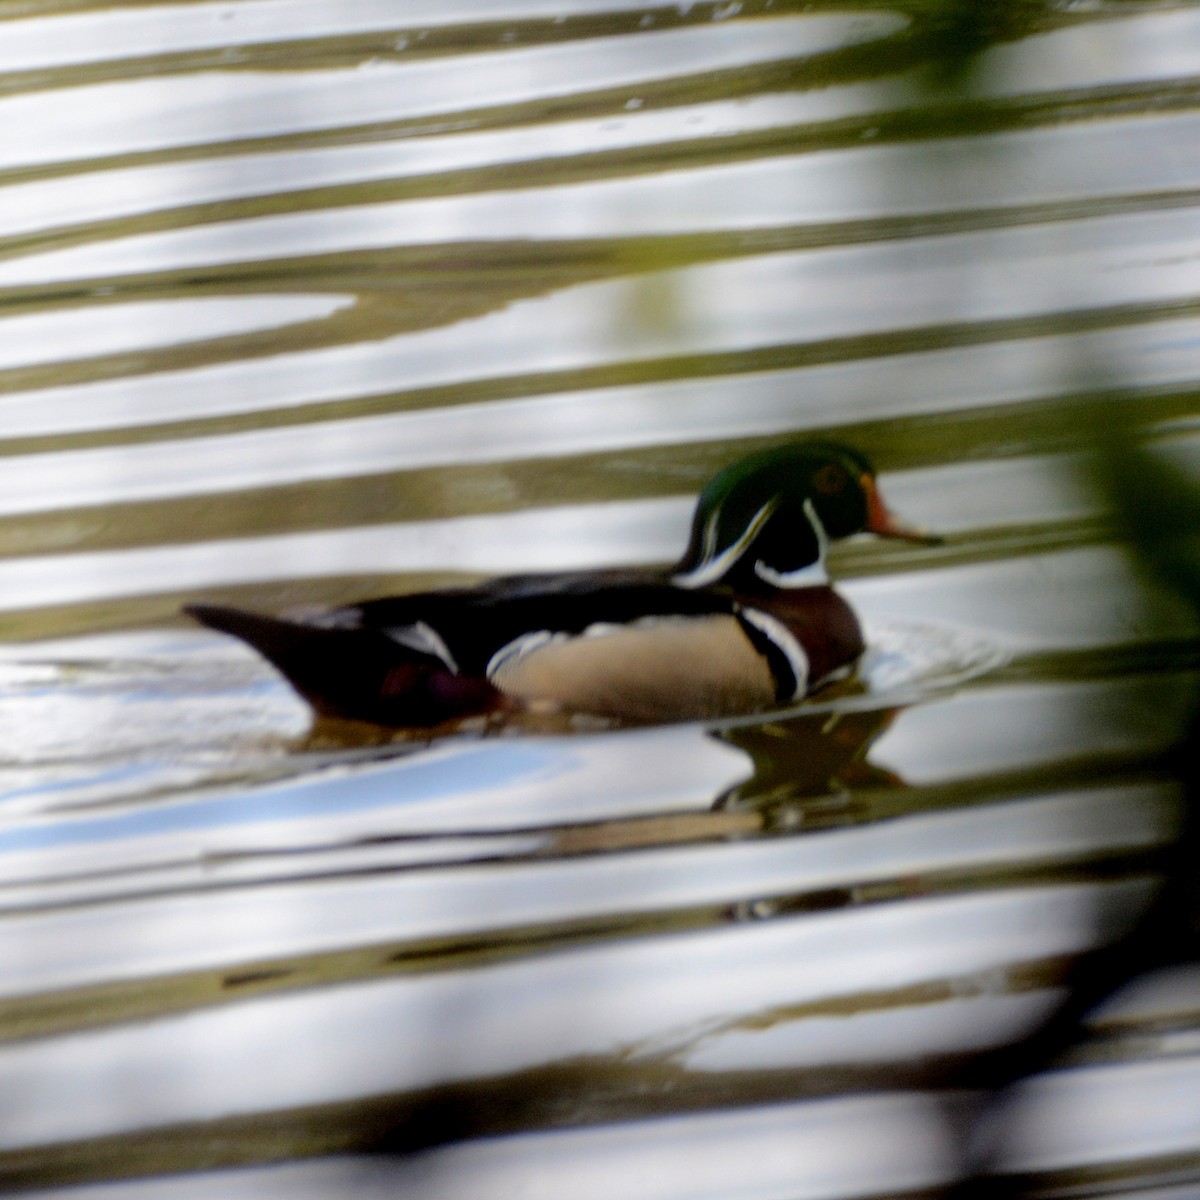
[[341, 569, 738, 679], [333, 572, 774, 723]]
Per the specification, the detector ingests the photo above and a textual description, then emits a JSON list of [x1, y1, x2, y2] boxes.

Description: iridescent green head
[[673, 441, 932, 591]]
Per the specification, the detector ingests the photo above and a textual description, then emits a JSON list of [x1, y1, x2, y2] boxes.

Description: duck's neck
[[681, 497, 832, 593]]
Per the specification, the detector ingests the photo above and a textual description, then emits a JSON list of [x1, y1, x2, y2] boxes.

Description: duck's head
[[673, 441, 937, 591]]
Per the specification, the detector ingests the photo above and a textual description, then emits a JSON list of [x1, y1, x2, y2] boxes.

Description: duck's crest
[[672, 498, 780, 589]]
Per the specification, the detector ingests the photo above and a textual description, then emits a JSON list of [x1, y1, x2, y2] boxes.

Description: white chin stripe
[[754, 497, 831, 588], [754, 559, 828, 587], [739, 608, 809, 701]]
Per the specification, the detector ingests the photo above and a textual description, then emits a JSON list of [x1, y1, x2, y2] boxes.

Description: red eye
[[814, 464, 846, 495]]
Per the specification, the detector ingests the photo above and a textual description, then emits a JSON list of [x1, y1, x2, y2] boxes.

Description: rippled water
[[2, 3, 1200, 1197]]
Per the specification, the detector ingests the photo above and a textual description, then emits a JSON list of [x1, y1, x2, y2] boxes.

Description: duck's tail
[[184, 604, 500, 727]]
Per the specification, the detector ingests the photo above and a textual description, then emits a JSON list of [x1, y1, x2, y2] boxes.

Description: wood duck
[[185, 441, 937, 729]]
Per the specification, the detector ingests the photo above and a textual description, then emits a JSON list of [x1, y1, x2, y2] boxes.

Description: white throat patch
[[754, 498, 829, 588]]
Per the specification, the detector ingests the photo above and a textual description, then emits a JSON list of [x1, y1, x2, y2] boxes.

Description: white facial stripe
[[740, 607, 810, 700], [700, 506, 719, 563], [805, 497, 831, 562], [672, 498, 778, 589]]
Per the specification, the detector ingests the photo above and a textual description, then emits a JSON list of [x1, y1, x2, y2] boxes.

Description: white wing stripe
[[385, 620, 459, 673]]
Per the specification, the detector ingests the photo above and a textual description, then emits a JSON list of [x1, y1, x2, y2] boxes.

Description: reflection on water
[[2, 1, 1199, 1196]]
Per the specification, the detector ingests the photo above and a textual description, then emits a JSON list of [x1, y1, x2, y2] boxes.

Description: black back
[[343, 569, 738, 676]]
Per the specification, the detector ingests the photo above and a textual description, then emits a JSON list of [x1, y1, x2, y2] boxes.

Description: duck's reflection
[[716, 699, 904, 817]]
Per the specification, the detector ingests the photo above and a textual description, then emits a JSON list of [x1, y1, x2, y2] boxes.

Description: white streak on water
[[8, 148, 1200, 290], [2, 509, 1195, 661], [0, 295, 352, 371], [866, 675, 1195, 783], [981, 8, 1200, 99], [0, 354, 1190, 523], [4, 106, 1200, 244], [681, 991, 1065, 1072], [845, 544, 1200, 653], [0, 499, 691, 610], [0, 16, 905, 170], [0, 785, 1170, 995], [1, 441, 1196, 635], [2, 224, 1200, 448], [5, 6, 1199, 175], [0, 161, 866, 283], [0, 4, 902, 73], [0, 881, 1145, 1149], [996, 1055, 1200, 1173], [10, 1094, 961, 1200], [1091, 964, 1200, 1025], [0, 95, 827, 241]]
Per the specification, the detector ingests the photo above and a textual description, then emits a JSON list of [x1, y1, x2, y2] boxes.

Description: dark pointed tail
[[184, 604, 499, 727]]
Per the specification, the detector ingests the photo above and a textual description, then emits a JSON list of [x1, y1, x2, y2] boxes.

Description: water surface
[[2, 2, 1199, 1196]]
